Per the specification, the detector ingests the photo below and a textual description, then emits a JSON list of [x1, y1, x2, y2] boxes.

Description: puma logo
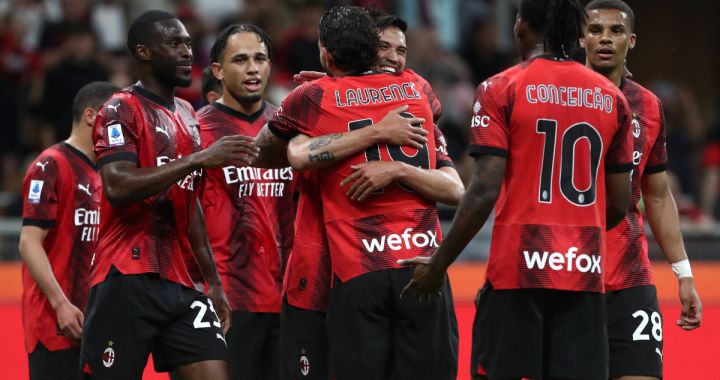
[[655, 348, 663, 361], [107, 104, 120, 112], [156, 125, 171, 139], [78, 183, 92, 196], [35, 161, 49, 172]]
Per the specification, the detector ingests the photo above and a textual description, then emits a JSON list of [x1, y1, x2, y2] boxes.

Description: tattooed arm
[[287, 105, 427, 170]]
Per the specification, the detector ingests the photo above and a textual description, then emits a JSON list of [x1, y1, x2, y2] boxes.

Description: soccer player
[[196, 23, 294, 380], [400, 0, 636, 379], [258, 6, 459, 379], [19, 81, 118, 380], [583, 1, 703, 379], [80, 10, 259, 379]]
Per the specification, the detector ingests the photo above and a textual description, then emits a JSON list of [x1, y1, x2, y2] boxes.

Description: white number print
[[190, 299, 222, 329], [631, 310, 662, 341]]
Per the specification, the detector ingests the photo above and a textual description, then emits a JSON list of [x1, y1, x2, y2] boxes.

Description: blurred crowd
[[0, 0, 719, 231]]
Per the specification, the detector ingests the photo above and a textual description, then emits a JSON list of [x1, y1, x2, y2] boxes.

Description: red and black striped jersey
[[91, 85, 202, 289], [21, 142, 100, 352], [269, 70, 451, 282], [196, 101, 295, 312], [605, 78, 667, 291], [469, 57, 634, 293]]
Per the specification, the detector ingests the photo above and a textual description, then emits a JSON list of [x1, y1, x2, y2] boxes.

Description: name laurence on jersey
[[605, 78, 668, 291], [21, 143, 100, 353], [469, 57, 634, 293], [197, 101, 295, 313], [91, 85, 202, 289], [269, 70, 453, 282]]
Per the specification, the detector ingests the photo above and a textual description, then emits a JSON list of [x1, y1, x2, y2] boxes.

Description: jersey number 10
[[536, 119, 603, 207]]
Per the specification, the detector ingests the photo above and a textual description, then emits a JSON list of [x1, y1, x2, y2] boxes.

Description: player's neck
[[524, 43, 546, 60], [136, 77, 175, 105], [65, 131, 96, 163], [607, 66, 624, 87], [217, 95, 263, 116]]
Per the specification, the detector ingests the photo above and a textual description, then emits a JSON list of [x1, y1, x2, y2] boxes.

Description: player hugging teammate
[[18, 2, 702, 380]]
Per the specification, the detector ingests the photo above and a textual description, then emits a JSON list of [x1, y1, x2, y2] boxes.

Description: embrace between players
[[19, 1, 702, 379]]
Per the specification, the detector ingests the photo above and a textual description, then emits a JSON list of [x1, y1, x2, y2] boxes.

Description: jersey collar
[[211, 101, 267, 123], [132, 85, 176, 112]]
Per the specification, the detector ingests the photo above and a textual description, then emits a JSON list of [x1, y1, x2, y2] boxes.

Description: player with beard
[[80, 10, 258, 379], [583, 1, 702, 379], [400, 0, 635, 379], [20, 82, 118, 380], [195, 23, 295, 379]]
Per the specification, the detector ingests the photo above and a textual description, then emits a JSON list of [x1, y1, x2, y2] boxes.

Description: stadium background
[[0, 0, 717, 378]]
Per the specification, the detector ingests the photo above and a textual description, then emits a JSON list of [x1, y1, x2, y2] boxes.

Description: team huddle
[[18, 1, 702, 380]]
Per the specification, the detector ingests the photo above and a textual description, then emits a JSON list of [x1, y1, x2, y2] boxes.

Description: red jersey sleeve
[[434, 124, 454, 169], [93, 94, 141, 167], [468, 77, 513, 158], [605, 93, 635, 173], [407, 69, 442, 122], [645, 99, 668, 174], [22, 155, 60, 228], [268, 82, 324, 140]]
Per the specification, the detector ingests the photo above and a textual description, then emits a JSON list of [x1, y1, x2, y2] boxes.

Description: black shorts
[[471, 281, 608, 380], [29, 343, 81, 380], [280, 297, 330, 380], [327, 268, 458, 380], [606, 285, 663, 379], [80, 267, 227, 379], [226, 310, 280, 380]]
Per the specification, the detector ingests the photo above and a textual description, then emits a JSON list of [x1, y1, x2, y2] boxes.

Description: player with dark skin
[[99, 16, 258, 379], [399, 2, 631, 305]]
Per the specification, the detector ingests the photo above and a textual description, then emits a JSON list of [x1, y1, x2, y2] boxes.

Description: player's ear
[[628, 33, 637, 50], [83, 107, 98, 128], [211, 62, 223, 81], [135, 44, 151, 61]]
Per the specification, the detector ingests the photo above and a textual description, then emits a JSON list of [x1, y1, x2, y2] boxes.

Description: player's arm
[[18, 226, 83, 340], [642, 170, 702, 330], [101, 135, 258, 206], [605, 171, 631, 229], [286, 105, 427, 171], [188, 199, 231, 334], [253, 126, 291, 168], [399, 155, 506, 297]]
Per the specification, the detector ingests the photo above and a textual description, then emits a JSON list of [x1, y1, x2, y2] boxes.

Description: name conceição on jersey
[[223, 166, 293, 198]]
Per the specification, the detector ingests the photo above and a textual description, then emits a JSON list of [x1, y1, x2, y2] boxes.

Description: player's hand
[[293, 70, 327, 85], [398, 255, 446, 302], [373, 105, 427, 149], [56, 300, 84, 340], [677, 277, 702, 330], [340, 161, 401, 201], [207, 284, 232, 335], [196, 135, 259, 168]]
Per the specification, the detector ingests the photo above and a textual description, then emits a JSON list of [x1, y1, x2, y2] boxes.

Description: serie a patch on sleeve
[[108, 124, 125, 147], [28, 179, 44, 204]]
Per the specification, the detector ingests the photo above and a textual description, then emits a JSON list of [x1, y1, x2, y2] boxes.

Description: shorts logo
[[299, 354, 310, 376], [102, 341, 115, 368], [108, 124, 125, 147], [28, 180, 44, 204]]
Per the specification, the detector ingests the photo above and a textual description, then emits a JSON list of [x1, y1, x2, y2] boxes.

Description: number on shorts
[[190, 299, 221, 329], [631, 310, 662, 341]]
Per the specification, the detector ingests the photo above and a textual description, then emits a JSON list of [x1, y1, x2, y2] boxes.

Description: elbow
[[445, 183, 465, 206], [103, 185, 129, 208], [286, 147, 309, 171]]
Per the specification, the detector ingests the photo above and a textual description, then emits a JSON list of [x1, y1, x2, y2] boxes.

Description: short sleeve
[[268, 82, 324, 141], [605, 93, 635, 173], [468, 77, 512, 158], [93, 94, 140, 167], [644, 99, 668, 174], [409, 70, 442, 122], [433, 124, 454, 169], [22, 156, 60, 228]]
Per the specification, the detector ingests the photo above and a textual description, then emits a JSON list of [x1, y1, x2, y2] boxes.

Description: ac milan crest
[[103, 341, 115, 368], [299, 354, 310, 376]]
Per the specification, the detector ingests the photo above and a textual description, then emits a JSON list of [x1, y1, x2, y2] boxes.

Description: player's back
[[470, 57, 633, 292], [314, 71, 440, 281]]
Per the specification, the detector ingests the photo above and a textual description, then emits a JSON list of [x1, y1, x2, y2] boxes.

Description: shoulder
[[196, 103, 216, 120], [98, 88, 138, 120], [25, 145, 63, 179], [623, 79, 662, 109]]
